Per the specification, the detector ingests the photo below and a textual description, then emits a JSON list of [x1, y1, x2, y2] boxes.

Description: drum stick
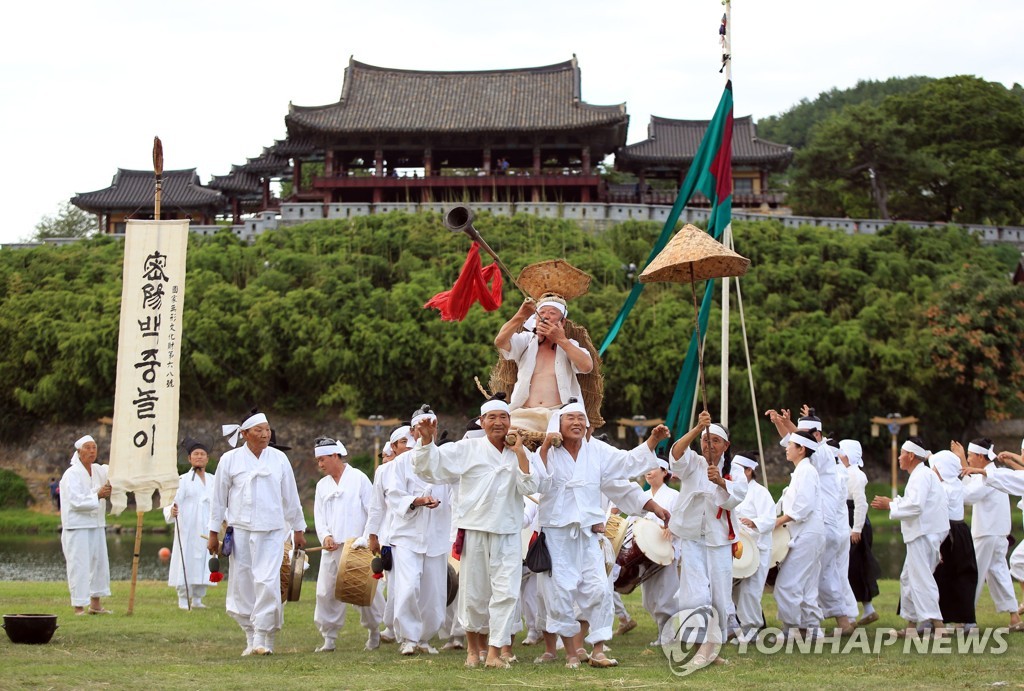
[[525, 494, 540, 505]]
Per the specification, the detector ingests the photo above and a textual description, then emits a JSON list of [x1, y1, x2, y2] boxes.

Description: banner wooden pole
[[126, 511, 144, 615]]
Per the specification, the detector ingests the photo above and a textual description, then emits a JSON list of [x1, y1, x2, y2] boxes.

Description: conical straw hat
[[639, 224, 750, 284], [517, 260, 592, 300]]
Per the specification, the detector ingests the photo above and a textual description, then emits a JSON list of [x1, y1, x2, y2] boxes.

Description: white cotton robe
[[730, 479, 775, 637], [413, 435, 539, 647], [963, 464, 1019, 613], [669, 448, 747, 641], [774, 458, 825, 630], [534, 439, 656, 643], [313, 465, 380, 640], [889, 462, 950, 624], [60, 459, 111, 607], [164, 470, 216, 602], [208, 444, 305, 636], [387, 454, 454, 645]]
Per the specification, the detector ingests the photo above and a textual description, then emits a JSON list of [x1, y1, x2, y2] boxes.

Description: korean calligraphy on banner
[[108, 220, 189, 514]]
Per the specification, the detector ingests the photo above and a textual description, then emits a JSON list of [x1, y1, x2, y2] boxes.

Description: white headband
[[547, 401, 590, 434], [537, 300, 567, 318], [315, 442, 348, 458], [839, 439, 863, 467], [790, 434, 819, 450], [389, 426, 414, 446], [222, 413, 269, 447], [411, 412, 436, 427], [481, 399, 511, 416], [75, 435, 95, 450], [656, 458, 670, 472], [701, 423, 729, 441], [967, 443, 996, 461], [901, 440, 930, 458], [382, 441, 393, 457], [733, 454, 757, 470], [797, 418, 822, 432]]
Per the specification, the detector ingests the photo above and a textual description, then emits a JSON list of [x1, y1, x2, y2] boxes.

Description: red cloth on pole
[[424, 242, 503, 321]]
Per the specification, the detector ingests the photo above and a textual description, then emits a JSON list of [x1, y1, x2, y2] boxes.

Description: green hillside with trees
[[0, 212, 1020, 451]]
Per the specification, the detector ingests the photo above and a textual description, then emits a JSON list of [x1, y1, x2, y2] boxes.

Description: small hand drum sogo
[[335, 538, 378, 607], [612, 517, 673, 594]]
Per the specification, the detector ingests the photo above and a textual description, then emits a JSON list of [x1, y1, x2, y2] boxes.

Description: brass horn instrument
[[443, 205, 529, 298]]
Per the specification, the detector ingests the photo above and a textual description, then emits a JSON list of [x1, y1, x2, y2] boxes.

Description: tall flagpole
[[719, 1, 733, 428]]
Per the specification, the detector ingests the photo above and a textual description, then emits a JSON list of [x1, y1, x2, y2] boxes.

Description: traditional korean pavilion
[[210, 56, 629, 211], [614, 115, 792, 208], [71, 168, 225, 234]]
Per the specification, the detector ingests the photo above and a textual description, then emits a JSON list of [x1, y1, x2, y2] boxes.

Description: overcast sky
[[1, 0, 1020, 244]]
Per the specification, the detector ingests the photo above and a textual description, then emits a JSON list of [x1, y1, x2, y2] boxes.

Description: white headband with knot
[[546, 400, 590, 434], [967, 442, 996, 461], [70, 434, 96, 466], [411, 412, 436, 427], [797, 418, 822, 432], [222, 412, 268, 447], [702, 423, 729, 441], [733, 454, 757, 470], [537, 300, 567, 318], [315, 442, 348, 458], [481, 399, 511, 416], [901, 440, 930, 458], [382, 441, 393, 457], [389, 425, 414, 446], [791, 434, 819, 450]]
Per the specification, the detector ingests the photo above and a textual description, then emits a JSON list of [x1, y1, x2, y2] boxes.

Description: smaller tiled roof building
[[72, 168, 225, 234], [615, 115, 792, 208]]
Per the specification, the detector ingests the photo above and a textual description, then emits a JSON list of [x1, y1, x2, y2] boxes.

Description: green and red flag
[[598, 81, 734, 434]]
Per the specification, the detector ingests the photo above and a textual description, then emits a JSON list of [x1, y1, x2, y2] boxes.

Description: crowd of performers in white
[[58, 297, 1024, 669]]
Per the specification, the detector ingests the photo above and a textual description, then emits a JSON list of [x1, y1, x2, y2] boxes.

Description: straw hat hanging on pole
[[639, 223, 750, 413]]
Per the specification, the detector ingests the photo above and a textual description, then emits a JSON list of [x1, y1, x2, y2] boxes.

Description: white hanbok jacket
[[60, 460, 108, 529], [413, 436, 539, 535], [314, 465, 373, 545], [208, 445, 304, 534], [668, 448, 747, 546]]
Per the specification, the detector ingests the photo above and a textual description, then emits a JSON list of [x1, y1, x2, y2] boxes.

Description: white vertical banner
[[108, 220, 189, 514]]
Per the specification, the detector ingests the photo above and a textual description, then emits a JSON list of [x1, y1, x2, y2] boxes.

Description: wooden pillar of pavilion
[[324, 149, 335, 177], [232, 197, 241, 225], [532, 146, 542, 202], [423, 148, 432, 177], [293, 158, 303, 194], [374, 148, 384, 177], [482, 147, 492, 175], [261, 178, 270, 209]]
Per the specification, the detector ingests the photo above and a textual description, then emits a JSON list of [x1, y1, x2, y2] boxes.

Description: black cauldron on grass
[[3, 614, 58, 644]]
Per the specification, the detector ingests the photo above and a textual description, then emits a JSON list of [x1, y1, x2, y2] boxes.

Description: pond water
[[0, 533, 324, 582]]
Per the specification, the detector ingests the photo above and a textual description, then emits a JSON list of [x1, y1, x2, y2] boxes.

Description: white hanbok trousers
[[732, 548, 771, 637], [642, 560, 681, 637], [819, 524, 857, 618], [520, 569, 542, 639], [458, 530, 522, 647], [226, 527, 287, 634], [314, 547, 383, 640], [537, 526, 613, 643], [676, 540, 733, 642], [899, 533, 944, 624], [176, 585, 208, 605], [774, 531, 825, 629], [1010, 540, 1024, 583], [382, 568, 397, 637], [441, 597, 465, 639], [62, 527, 110, 607], [392, 549, 446, 644], [973, 534, 1019, 613], [612, 589, 628, 620]]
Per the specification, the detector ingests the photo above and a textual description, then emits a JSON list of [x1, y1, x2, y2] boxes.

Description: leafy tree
[[757, 76, 935, 149], [33, 202, 97, 240], [789, 77, 1024, 224]]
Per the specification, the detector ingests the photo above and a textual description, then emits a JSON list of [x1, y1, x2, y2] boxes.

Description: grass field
[[1, 579, 1022, 690]]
